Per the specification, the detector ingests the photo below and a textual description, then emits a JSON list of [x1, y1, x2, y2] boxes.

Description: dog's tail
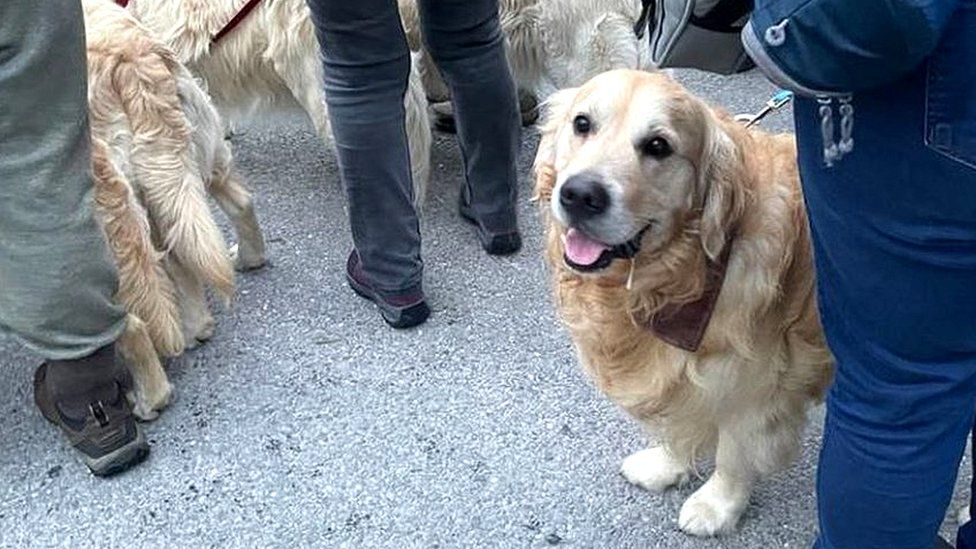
[[110, 42, 235, 303], [405, 53, 432, 209], [89, 137, 186, 358]]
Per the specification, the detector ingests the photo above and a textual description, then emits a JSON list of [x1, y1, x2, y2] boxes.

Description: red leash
[[113, 0, 263, 45], [210, 0, 264, 44]]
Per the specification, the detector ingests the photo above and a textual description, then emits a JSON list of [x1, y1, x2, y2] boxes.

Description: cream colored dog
[[534, 70, 833, 536], [84, 0, 266, 419], [124, 0, 432, 202], [400, 0, 653, 102]]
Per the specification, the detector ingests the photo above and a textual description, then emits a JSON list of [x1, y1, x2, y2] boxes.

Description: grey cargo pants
[[0, 0, 126, 360]]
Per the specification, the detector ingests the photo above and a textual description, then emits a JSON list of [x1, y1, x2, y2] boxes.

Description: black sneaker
[[345, 251, 430, 329], [458, 192, 522, 256], [34, 361, 149, 477]]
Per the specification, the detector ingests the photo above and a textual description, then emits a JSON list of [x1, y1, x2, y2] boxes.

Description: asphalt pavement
[[1, 69, 970, 548]]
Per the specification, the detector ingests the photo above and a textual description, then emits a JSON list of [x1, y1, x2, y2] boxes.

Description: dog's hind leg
[[210, 151, 266, 271], [166, 257, 215, 348], [117, 314, 172, 421]]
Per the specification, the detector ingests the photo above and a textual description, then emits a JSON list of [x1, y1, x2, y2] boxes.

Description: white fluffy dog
[[124, 0, 432, 201], [400, 0, 654, 102]]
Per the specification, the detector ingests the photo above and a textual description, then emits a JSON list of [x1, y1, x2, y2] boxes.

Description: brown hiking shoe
[[33, 351, 149, 477]]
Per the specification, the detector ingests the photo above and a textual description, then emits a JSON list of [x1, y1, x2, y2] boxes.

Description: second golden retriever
[[84, 0, 266, 418], [534, 70, 833, 536]]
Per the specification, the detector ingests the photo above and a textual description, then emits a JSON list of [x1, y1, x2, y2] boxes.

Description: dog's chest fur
[[554, 274, 694, 418]]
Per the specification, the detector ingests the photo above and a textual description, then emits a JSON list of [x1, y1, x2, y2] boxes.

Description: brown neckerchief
[[640, 236, 734, 353]]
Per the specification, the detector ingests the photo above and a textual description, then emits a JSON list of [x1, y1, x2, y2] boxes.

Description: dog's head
[[534, 70, 741, 276]]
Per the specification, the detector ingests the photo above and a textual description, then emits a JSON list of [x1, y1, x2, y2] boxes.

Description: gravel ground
[[1, 69, 970, 548]]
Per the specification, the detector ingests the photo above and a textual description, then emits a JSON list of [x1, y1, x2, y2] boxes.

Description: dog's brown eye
[[573, 115, 592, 136], [641, 137, 672, 159]]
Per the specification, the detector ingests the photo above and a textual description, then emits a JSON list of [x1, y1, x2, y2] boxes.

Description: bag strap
[[634, 0, 655, 38], [689, 0, 754, 33]]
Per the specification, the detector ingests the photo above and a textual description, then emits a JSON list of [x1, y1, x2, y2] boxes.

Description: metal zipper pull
[[818, 97, 839, 167], [838, 95, 854, 157]]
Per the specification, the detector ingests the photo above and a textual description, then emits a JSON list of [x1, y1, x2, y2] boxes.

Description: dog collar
[[639, 234, 735, 353]]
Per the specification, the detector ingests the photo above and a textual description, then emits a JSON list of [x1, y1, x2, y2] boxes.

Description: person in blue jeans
[[742, 0, 976, 547], [305, 0, 522, 329]]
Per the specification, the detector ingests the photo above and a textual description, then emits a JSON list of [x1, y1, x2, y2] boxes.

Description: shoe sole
[[458, 201, 522, 256], [345, 273, 429, 329], [85, 430, 150, 477]]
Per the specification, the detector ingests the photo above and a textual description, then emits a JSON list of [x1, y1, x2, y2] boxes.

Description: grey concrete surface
[[1, 69, 970, 548]]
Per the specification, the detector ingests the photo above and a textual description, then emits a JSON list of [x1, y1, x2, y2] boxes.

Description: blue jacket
[[743, 0, 975, 169]]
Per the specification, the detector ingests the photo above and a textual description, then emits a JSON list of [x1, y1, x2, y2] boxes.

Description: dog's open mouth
[[562, 228, 614, 272], [561, 225, 653, 273]]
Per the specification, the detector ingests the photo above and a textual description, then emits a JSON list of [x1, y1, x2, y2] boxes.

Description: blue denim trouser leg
[[305, 0, 519, 295], [0, 0, 126, 360], [795, 67, 976, 549]]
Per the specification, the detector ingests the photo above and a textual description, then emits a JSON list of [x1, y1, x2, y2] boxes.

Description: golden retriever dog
[[399, 0, 653, 103], [533, 70, 833, 536], [84, 0, 266, 419], [124, 0, 432, 203]]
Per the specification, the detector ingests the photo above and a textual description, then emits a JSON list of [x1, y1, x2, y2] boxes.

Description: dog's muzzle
[[563, 224, 653, 272]]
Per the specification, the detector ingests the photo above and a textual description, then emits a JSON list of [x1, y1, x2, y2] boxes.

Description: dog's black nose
[[560, 173, 609, 220]]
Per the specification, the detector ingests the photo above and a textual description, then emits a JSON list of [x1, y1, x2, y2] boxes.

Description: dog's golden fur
[[534, 70, 832, 536], [84, 0, 266, 419], [124, 0, 431, 204]]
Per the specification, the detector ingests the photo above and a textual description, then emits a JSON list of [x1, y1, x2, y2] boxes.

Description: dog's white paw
[[959, 505, 971, 525], [127, 380, 172, 422], [678, 479, 746, 537], [230, 242, 266, 272], [621, 447, 689, 493]]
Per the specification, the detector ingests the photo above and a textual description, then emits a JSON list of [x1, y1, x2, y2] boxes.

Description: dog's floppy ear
[[697, 106, 744, 260], [533, 87, 578, 201]]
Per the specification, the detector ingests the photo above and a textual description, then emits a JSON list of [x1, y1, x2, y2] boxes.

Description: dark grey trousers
[[0, 0, 126, 360], [306, 0, 520, 296]]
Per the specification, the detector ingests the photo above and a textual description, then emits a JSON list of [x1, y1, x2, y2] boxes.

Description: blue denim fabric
[[790, 12, 976, 547]]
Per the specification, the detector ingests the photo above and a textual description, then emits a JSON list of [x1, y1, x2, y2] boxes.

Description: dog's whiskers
[[626, 258, 637, 291]]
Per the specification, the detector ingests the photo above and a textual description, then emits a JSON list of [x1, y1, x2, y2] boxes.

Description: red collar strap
[[113, 0, 263, 45]]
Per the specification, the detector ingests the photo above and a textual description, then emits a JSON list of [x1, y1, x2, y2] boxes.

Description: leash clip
[[735, 89, 794, 128]]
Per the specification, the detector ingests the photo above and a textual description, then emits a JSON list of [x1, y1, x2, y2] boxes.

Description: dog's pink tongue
[[564, 228, 609, 266]]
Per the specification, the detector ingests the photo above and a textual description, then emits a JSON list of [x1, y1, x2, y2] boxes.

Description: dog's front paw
[[230, 243, 266, 272], [621, 447, 689, 493], [127, 379, 172, 422], [678, 478, 747, 537]]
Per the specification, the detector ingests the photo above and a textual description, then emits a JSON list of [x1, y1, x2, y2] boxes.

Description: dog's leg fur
[[118, 314, 173, 421], [90, 138, 186, 358], [211, 167, 266, 271], [677, 406, 802, 536], [166, 257, 215, 348]]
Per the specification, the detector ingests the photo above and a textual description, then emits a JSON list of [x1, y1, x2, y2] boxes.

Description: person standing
[[742, 1, 976, 547], [1, 0, 149, 476], [305, 0, 522, 329]]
